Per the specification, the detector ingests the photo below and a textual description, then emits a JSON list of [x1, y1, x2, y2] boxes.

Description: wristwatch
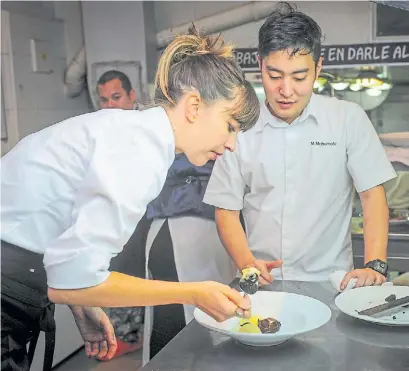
[[364, 259, 388, 277]]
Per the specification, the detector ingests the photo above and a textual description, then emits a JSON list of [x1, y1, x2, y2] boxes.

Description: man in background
[[96, 70, 146, 359], [97, 70, 138, 110]]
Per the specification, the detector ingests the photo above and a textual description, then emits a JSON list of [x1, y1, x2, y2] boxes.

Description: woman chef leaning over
[[1, 26, 257, 370]]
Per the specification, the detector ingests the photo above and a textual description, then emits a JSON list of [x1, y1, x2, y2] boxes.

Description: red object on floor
[[99, 338, 143, 361]]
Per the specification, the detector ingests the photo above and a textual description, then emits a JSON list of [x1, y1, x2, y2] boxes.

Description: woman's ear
[[185, 92, 201, 123]]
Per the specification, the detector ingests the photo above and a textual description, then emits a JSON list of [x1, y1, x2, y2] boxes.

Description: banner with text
[[235, 42, 409, 70]]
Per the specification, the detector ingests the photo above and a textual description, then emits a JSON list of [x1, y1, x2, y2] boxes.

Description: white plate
[[335, 286, 409, 326], [193, 291, 331, 347]]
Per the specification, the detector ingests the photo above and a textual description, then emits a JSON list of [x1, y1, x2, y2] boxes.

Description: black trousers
[[148, 220, 186, 359], [1, 241, 55, 371]]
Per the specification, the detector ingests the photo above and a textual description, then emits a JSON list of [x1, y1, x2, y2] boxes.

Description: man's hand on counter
[[243, 259, 283, 286], [340, 268, 386, 290], [70, 306, 117, 361]]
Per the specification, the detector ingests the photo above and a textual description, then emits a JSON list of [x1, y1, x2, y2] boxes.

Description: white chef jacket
[[1, 107, 175, 289], [204, 94, 397, 281]]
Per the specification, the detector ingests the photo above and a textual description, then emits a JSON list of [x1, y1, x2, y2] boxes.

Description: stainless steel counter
[[142, 280, 409, 371]]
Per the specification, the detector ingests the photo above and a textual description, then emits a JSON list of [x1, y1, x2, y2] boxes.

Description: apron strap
[[43, 329, 56, 371], [27, 329, 40, 368], [26, 324, 56, 371]]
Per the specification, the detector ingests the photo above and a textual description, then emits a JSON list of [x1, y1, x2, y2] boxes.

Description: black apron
[[148, 220, 186, 359], [1, 241, 56, 371]]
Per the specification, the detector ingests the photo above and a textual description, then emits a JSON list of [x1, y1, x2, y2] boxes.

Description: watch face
[[374, 260, 387, 273]]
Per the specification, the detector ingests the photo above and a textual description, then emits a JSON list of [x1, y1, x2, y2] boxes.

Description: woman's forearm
[[49, 271, 196, 307]]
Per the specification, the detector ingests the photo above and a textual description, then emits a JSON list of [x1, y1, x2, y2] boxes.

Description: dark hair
[[258, 2, 323, 64], [155, 25, 260, 132], [97, 70, 133, 94]]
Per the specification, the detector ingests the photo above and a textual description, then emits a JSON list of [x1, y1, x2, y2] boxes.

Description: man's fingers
[[254, 260, 281, 284], [258, 276, 271, 286], [363, 275, 375, 287], [255, 264, 273, 284], [340, 272, 353, 290], [363, 273, 385, 287], [375, 274, 386, 286], [260, 271, 273, 284], [357, 272, 377, 288], [265, 260, 283, 270], [341, 269, 387, 290]]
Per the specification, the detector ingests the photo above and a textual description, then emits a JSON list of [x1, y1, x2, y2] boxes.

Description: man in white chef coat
[[204, 2, 397, 289]]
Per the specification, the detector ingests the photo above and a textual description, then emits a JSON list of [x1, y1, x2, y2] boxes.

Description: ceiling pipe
[[156, 1, 274, 49]]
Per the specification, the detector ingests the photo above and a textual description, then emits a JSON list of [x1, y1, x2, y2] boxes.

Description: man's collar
[[254, 93, 320, 131]]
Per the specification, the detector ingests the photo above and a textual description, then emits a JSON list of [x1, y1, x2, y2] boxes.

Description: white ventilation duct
[[64, 46, 86, 98], [156, 1, 274, 49]]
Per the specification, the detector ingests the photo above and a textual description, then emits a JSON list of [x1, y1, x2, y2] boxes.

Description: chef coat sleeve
[[203, 148, 246, 211], [44, 124, 169, 289]]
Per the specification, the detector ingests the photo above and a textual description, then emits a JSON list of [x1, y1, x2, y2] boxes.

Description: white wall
[[1, 1, 90, 156], [0, 1, 55, 18], [54, 1, 85, 65], [153, 1, 409, 47]]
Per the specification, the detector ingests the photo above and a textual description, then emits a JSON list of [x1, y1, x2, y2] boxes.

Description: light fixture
[[314, 80, 325, 92], [379, 82, 392, 90], [366, 88, 382, 97], [362, 77, 384, 88], [316, 76, 328, 85], [330, 81, 350, 91], [349, 81, 363, 92], [356, 69, 386, 89], [315, 76, 327, 89], [313, 69, 392, 96]]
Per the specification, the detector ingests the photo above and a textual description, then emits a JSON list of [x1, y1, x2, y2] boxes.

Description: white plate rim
[[334, 286, 409, 326], [194, 291, 332, 339]]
